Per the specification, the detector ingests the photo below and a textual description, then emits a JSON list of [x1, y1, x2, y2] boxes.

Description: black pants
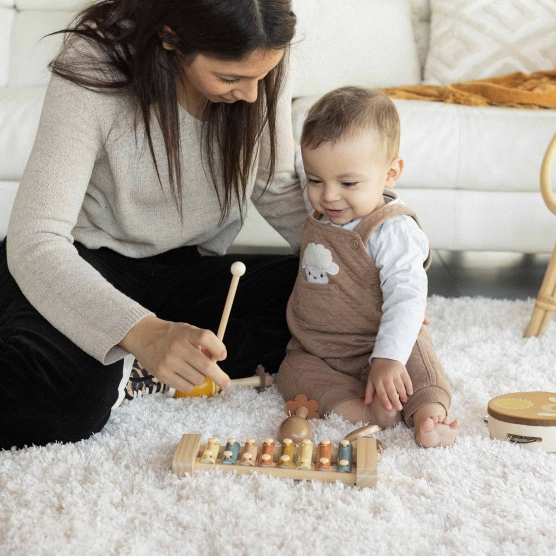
[[0, 239, 298, 450]]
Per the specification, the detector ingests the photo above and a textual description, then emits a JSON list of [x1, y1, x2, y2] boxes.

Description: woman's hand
[[365, 358, 413, 411], [120, 315, 230, 393]]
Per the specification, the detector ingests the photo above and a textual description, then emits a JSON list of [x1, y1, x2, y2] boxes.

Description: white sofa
[[2, 0, 556, 253]]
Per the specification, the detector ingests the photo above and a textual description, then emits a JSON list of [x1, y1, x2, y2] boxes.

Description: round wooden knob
[[231, 261, 246, 276], [223, 451, 233, 458], [261, 454, 271, 462], [264, 437, 274, 445], [278, 416, 312, 444]]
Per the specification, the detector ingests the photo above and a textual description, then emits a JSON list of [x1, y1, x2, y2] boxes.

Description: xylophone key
[[259, 438, 275, 467], [241, 438, 259, 466], [221, 438, 240, 464], [297, 438, 313, 470], [316, 440, 332, 471], [337, 439, 353, 473], [278, 438, 294, 468], [201, 437, 220, 464]]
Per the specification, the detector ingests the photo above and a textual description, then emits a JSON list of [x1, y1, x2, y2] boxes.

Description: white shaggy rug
[[2, 296, 556, 555]]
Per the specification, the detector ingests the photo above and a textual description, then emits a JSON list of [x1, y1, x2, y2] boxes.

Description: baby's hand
[[365, 358, 413, 411]]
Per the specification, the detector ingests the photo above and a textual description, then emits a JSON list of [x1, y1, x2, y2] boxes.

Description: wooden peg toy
[[296, 439, 313, 470], [278, 394, 320, 444], [316, 440, 332, 471], [259, 438, 276, 467], [278, 438, 294, 468], [241, 438, 259, 466], [337, 439, 353, 473], [222, 438, 240, 464], [172, 433, 381, 488]]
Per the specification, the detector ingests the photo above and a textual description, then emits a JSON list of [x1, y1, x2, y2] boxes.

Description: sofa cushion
[[8, 9, 74, 86], [292, 96, 556, 194], [15, 0, 85, 9], [0, 86, 46, 180], [0, 181, 18, 240], [0, 7, 15, 87], [291, 0, 421, 98], [424, 0, 556, 85]]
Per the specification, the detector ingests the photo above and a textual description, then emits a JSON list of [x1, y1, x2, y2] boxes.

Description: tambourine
[[487, 392, 556, 452]]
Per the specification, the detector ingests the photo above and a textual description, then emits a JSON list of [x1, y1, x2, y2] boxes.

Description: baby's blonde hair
[[300, 86, 400, 161]]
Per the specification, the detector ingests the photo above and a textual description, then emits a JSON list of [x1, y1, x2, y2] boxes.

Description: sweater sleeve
[[7, 72, 152, 365], [251, 59, 307, 255]]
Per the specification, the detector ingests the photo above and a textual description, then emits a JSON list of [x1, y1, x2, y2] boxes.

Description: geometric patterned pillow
[[424, 0, 556, 85]]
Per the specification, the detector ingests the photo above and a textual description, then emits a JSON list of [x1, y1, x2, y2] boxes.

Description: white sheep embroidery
[[302, 243, 339, 284]]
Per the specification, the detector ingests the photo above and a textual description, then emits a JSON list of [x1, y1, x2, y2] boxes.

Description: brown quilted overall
[[277, 196, 451, 426]]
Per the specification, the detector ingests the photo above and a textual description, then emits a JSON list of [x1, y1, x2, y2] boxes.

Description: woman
[[0, 0, 307, 450]]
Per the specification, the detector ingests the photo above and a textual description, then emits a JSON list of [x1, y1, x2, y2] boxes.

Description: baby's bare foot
[[415, 415, 459, 447]]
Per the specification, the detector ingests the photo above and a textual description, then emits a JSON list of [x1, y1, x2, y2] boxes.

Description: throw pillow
[[424, 0, 556, 85]]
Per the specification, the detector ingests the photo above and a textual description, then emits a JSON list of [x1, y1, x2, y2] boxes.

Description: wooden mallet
[[172, 261, 272, 398]]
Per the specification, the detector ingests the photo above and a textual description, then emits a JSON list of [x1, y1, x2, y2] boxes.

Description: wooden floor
[[428, 250, 551, 300]]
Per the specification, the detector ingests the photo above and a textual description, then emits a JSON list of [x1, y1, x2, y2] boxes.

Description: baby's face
[[302, 131, 399, 225]]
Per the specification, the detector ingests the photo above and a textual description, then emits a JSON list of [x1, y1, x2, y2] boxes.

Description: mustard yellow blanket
[[381, 70, 556, 109]]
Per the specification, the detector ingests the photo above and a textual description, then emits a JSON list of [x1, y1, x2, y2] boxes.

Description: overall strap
[[354, 196, 432, 270]]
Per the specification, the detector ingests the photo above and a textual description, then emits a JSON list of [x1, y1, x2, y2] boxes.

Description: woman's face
[[162, 34, 284, 105]]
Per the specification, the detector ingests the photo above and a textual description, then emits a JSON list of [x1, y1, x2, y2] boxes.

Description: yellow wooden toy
[[487, 391, 556, 451]]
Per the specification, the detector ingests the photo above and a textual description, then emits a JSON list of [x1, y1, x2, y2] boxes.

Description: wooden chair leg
[[524, 243, 556, 337]]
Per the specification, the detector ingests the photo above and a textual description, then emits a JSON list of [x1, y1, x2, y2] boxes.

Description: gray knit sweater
[[6, 44, 306, 366]]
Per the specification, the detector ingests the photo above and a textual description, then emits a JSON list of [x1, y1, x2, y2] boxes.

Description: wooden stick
[[214, 261, 246, 359], [540, 134, 556, 216], [229, 375, 275, 388]]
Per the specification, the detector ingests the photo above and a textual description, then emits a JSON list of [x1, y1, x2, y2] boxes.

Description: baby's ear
[[386, 157, 404, 188]]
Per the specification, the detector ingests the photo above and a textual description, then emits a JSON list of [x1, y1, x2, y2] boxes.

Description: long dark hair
[[48, 0, 296, 221]]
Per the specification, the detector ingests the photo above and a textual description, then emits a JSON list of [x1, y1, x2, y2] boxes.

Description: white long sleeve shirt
[[295, 146, 429, 366]]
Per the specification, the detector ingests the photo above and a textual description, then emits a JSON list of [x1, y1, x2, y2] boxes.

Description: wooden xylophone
[[172, 434, 380, 488]]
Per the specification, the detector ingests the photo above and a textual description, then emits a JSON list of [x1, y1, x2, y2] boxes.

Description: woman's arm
[[251, 59, 307, 255], [8, 70, 232, 392], [7, 72, 153, 365]]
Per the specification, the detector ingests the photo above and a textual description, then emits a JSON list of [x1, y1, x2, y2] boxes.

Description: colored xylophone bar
[[172, 434, 379, 488]]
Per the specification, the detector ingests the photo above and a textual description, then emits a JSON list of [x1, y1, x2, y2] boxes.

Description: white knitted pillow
[[424, 0, 556, 85]]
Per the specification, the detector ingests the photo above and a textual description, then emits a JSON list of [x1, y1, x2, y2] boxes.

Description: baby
[[278, 86, 458, 447]]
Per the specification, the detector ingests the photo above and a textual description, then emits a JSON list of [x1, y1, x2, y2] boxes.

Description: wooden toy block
[[172, 434, 379, 488]]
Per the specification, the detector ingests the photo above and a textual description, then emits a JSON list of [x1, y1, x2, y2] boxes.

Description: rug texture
[[1, 297, 556, 555]]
